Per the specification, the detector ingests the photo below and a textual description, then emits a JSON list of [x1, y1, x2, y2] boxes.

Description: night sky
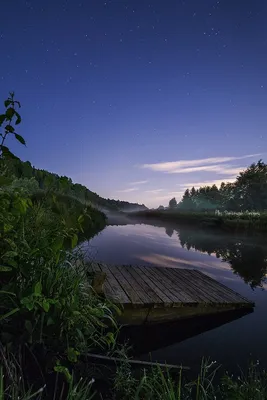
[[1, 0, 266, 207]]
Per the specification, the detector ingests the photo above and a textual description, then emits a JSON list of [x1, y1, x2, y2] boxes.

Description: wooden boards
[[89, 262, 254, 325]]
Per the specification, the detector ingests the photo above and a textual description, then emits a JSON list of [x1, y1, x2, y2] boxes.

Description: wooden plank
[[122, 265, 164, 305], [89, 262, 102, 273], [171, 269, 227, 303], [136, 266, 174, 305], [99, 264, 131, 304], [185, 270, 237, 303], [157, 267, 197, 303], [186, 269, 239, 302], [140, 267, 180, 304], [161, 268, 210, 303], [108, 265, 143, 305], [146, 266, 192, 303], [192, 270, 250, 303], [95, 263, 120, 301], [116, 265, 153, 304]]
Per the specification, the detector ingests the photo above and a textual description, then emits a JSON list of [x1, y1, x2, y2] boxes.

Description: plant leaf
[[34, 281, 42, 296], [4, 100, 12, 108], [71, 233, 78, 248], [5, 107, 15, 119], [0, 265, 12, 272], [42, 300, 50, 312], [0, 114, 6, 126], [15, 133, 26, 145], [0, 308, 19, 321], [5, 124, 15, 133], [15, 111, 22, 125]]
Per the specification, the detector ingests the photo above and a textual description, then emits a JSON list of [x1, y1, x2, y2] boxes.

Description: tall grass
[[114, 357, 267, 400]]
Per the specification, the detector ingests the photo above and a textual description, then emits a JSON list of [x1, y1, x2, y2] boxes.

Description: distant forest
[[166, 160, 267, 212], [3, 158, 147, 212]]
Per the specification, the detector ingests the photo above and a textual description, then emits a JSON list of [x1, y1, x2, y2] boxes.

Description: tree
[[169, 197, 177, 209], [234, 160, 267, 211]]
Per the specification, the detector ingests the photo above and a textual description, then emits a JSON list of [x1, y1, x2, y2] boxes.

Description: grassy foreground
[[128, 209, 267, 233]]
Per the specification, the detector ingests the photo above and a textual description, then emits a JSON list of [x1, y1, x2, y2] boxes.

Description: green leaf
[[34, 281, 42, 296], [67, 347, 80, 363], [5, 107, 15, 119], [0, 114, 6, 126], [21, 297, 34, 311], [15, 111, 22, 125], [4, 100, 12, 108], [47, 316, 55, 326], [5, 124, 15, 133], [78, 214, 84, 224], [3, 250, 18, 259], [0, 265, 12, 272], [15, 133, 26, 145], [0, 308, 19, 321], [42, 300, 50, 312], [71, 233, 78, 248], [52, 236, 64, 252], [54, 365, 72, 383]]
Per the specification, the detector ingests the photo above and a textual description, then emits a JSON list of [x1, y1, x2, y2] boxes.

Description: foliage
[[114, 357, 267, 400], [0, 92, 25, 160], [3, 156, 148, 213], [0, 93, 118, 397], [169, 160, 267, 213], [169, 197, 178, 209]]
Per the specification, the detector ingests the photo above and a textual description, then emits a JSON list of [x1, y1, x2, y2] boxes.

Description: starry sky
[[1, 0, 266, 207]]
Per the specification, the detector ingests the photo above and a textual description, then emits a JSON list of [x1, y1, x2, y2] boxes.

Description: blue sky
[[1, 0, 266, 207]]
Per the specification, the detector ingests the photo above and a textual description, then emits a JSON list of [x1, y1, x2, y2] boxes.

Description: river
[[81, 219, 267, 373]]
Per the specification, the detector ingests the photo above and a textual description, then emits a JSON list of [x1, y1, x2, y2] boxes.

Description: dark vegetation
[[131, 162, 267, 232], [176, 160, 267, 213], [1, 93, 267, 398]]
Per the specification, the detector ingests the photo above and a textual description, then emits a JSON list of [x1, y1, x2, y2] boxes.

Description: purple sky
[[1, 0, 266, 207]]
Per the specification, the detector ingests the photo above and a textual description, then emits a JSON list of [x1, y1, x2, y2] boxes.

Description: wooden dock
[[90, 263, 254, 325]]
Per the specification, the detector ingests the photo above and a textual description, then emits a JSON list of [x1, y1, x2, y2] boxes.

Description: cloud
[[179, 177, 236, 190], [141, 154, 261, 174], [116, 187, 139, 193], [145, 189, 164, 194], [129, 180, 148, 185], [168, 164, 244, 175]]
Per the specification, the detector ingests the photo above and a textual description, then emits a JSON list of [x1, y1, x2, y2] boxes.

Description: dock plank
[[98, 263, 131, 304], [136, 266, 174, 305], [108, 265, 143, 304], [192, 270, 250, 303], [88, 262, 254, 324], [139, 267, 180, 303], [171, 269, 227, 303], [146, 266, 193, 303], [160, 268, 208, 303], [122, 265, 163, 305]]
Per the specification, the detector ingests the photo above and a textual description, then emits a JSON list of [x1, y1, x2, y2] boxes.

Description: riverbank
[[127, 210, 267, 233]]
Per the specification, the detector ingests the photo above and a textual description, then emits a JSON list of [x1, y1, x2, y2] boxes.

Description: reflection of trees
[[165, 227, 174, 237], [177, 228, 267, 289]]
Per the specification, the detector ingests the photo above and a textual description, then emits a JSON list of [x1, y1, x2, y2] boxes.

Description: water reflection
[[177, 227, 267, 289], [108, 218, 267, 290], [86, 219, 267, 370]]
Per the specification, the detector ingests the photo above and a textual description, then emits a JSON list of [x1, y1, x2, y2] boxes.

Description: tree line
[[3, 158, 147, 212], [167, 160, 267, 212]]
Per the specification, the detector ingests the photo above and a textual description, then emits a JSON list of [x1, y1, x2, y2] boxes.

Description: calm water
[[82, 219, 267, 372]]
